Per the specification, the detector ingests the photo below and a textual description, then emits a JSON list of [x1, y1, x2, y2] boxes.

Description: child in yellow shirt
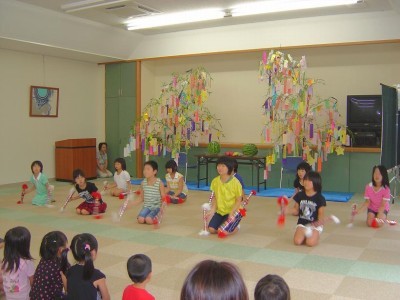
[[207, 157, 243, 235]]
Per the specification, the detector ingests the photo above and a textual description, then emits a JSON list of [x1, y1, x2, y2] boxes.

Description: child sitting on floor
[[136, 161, 165, 225], [122, 254, 155, 300], [355, 165, 391, 227], [165, 159, 188, 204], [292, 171, 326, 247], [207, 157, 243, 236], [70, 169, 107, 215], [23, 160, 55, 206]]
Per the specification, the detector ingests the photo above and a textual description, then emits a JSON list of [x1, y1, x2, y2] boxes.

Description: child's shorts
[[167, 191, 187, 198], [208, 213, 229, 230], [138, 207, 160, 219], [76, 201, 107, 214], [296, 224, 324, 234], [368, 208, 388, 216]]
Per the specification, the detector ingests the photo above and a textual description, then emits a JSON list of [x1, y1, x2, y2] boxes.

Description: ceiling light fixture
[[230, 0, 361, 17], [61, 0, 128, 13], [125, 8, 225, 30]]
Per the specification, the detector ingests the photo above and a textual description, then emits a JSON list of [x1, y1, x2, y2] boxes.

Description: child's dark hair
[[180, 260, 249, 300], [127, 254, 152, 283], [254, 274, 291, 300], [304, 171, 322, 193], [372, 165, 390, 188], [73, 169, 85, 180], [40, 231, 70, 274], [233, 159, 239, 173], [98, 142, 108, 151], [1, 226, 33, 273], [216, 156, 234, 175], [114, 157, 126, 170], [31, 160, 43, 173], [70, 233, 98, 280], [144, 160, 158, 172], [165, 159, 178, 173], [296, 162, 311, 174]]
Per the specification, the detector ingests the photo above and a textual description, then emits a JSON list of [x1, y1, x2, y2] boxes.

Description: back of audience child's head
[[1, 226, 33, 273], [304, 171, 322, 193], [165, 159, 178, 173], [127, 254, 152, 283], [216, 157, 235, 175], [40, 231, 70, 274], [70, 233, 98, 280], [180, 260, 248, 300], [254, 274, 290, 300], [31, 160, 43, 173], [114, 157, 127, 170]]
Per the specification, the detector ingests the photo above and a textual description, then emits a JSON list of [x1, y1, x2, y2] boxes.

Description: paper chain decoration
[[259, 50, 346, 171], [129, 67, 223, 160]]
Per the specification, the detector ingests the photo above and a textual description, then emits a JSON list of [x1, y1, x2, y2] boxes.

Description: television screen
[[347, 95, 382, 127]]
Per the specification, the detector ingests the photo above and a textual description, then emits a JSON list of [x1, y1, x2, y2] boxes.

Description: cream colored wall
[[141, 43, 400, 143], [0, 48, 104, 185]]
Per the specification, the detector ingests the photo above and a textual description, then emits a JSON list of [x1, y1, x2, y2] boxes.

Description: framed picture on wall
[[30, 86, 59, 117]]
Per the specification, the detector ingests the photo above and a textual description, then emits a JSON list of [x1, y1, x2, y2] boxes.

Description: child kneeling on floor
[[207, 157, 243, 236], [165, 159, 188, 204], [292, 171, 326, 247]]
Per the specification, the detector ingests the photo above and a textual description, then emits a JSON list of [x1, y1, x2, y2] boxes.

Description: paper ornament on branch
[[259, 50, 347, 171], [131, 67, 223, 160]]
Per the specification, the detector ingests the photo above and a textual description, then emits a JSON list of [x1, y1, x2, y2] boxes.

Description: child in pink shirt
[[356, 165, 391, 227]]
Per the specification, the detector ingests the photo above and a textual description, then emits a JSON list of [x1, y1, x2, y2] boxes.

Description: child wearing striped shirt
[[137, 161, 165, 225]]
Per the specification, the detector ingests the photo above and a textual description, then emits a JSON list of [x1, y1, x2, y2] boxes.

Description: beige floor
[[1, 179, 400, 299]]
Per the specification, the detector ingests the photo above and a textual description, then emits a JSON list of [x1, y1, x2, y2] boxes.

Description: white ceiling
[[15, 0, 398, 35]]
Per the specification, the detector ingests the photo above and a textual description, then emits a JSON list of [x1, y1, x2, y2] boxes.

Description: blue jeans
[[137, 207, 160, 219]]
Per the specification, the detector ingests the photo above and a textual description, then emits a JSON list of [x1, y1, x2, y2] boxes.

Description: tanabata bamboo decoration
[[130, 67, 223, 161], [259, 50, 347, 172]]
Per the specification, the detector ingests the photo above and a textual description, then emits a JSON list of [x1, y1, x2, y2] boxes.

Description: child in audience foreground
[[122, 254, 155, 300]]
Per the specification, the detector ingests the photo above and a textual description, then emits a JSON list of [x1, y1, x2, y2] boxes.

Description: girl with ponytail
[[66, 233, 110, 300]]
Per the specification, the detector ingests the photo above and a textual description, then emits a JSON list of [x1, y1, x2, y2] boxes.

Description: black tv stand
[[349, 127, 381, 148]]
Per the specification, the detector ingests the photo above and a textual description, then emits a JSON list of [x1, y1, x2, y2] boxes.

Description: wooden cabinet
[[55, 138, 97, 181], [105, 62, 137, 177]]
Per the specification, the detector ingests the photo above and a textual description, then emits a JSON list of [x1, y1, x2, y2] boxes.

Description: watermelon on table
[[208, 141, 221, 154], [242, 143, 258, 156]]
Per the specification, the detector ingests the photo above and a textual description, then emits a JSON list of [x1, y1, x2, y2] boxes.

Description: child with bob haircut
[[30, 231, 70, 299], [66, 233, 110, 300], [180, 259, 248, 300], [292, 171, 326, 247], [1, 226, 35, 300], [165, 159, 188, 204], [23, 160, 55, 206], [254, 274, 291, 300], [356, 165, 391, 227], [207, 156, 243, 235], [290, 161, 312, 215], [122, 254, 155, 300], [136, 160, 165, 225], [106, 157, 131, 197], [70, 169, 107, 215]]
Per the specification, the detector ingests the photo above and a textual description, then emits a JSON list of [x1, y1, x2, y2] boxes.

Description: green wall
[[140, 147, 380, 193]]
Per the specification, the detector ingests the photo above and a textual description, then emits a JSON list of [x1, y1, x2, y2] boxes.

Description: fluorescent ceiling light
[[61, 0, 128, 13], [126, 8, 225, 30], [231, 0, 360, 17]]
